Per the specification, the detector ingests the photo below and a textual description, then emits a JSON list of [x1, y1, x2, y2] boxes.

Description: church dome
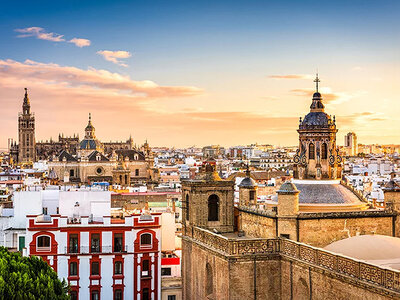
[[80, 139, 102, 150], [301, 111, 331, 127], [239, 177, 255, 188]]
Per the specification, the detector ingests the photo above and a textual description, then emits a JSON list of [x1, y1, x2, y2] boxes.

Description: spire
[[314, 73, 320, 93], [22, 88, 31, 115], [310, 73, 324, 112]]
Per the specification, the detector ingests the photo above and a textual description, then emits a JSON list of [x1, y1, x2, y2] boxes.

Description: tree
[[0, 247, 69, 299]]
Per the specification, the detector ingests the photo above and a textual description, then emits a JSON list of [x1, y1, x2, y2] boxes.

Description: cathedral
[[10, 89, 157, 184], [181, 76, 400, 299]]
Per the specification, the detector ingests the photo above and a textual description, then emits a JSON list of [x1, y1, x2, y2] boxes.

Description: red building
[[26, 212, 162, 300]]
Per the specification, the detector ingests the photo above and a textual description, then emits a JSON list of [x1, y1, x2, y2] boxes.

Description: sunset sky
[[0, 0, 399, 149]]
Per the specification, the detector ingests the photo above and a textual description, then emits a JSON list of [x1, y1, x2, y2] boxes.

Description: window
[[142, 259, 150, 277], [69, 262, 78, 276], [69, 234, 79, 253], [140, 233, 152, 246], [142, 288, 149, 300], [208, 194, 219, 221], [37, 235, 50, 250], [114, 289, 122, 300], [168, 296, 176, 300], [135, 169, 139, 176], [96, 167, 102, 174], [321, 143, 328, 159], [309, 143, 315, 160], [280, 234, 290, 239], [70, 291, 78, 300], [42, 207, 48, 215], [114, 233, 123, 252], [91, 234, 100, 253], [185, 194, 190, 221], [124, 175, 128, 184], [91, 261, 99, 276], [161, 267, 172, 276], [249, 190, 255, 201], [114, 261, 122, 275], [91, 291, 99, 300], [70, 169, 74, 177]]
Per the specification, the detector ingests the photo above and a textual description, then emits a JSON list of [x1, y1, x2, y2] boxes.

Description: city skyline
[[1, 0, 399, 148]]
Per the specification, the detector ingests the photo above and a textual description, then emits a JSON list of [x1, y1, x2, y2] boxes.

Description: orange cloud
[[97, 50, 131, 67], [290, 87, 364, 105], [0, 59, 203, 98], [69, 38, 91, 47], [15, 27, 65, 42], [15, 27, 91, 48]]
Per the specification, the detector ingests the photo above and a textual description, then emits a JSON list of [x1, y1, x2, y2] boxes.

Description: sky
[[0, 0, 399, 148]]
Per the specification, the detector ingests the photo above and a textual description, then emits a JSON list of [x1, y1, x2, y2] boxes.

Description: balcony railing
[[64, 245, 128, 254]]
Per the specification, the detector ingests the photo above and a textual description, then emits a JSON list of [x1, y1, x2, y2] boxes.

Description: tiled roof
[[87, 151, 109, 162], [58, 150, 77, 162], [295, 182, 362, 204]]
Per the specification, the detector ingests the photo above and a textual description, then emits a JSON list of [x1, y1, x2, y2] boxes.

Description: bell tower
[[181, 159, 234, 235], [18, 88, 36, 163], [293, 75, 342, 180]]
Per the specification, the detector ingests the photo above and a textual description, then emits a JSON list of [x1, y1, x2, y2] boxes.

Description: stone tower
[[181, 159, 234, 234], [18, 88, 36, 163], [293, 75, 342, 180], [238, 167, 257, 207]]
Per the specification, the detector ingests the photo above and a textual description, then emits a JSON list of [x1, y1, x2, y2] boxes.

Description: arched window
[[114, 289, 123, 300], [321, 143, 328, 159], [37, 235, 50, 250], [140, 233, 152, 246], [185, 194, 190, 221], [208, 195, 219, 221], [309, 143, 315, 160], [206, 263, 213, 297]]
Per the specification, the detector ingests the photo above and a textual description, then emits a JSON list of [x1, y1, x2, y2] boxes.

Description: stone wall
[[182, 230, 400, 299], [298, 215, 394, 247], [239, 209, 276, 238], [239, 208, 396, 248]]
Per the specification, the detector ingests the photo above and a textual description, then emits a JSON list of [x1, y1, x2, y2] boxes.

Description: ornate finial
[[89, 112, 91, 121], [333, 115, 336, 123], [314, 73, 320, 93], [299, 117, 302, 124]]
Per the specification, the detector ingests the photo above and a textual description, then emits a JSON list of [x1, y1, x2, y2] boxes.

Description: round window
[[96, 167, 103, 175]]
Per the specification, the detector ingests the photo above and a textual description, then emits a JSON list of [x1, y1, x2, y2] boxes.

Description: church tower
[[18, 88, 36, 163], [293, 75, 342, 179]]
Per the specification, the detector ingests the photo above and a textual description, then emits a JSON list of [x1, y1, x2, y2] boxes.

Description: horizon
[[1, 0, 399, 149]]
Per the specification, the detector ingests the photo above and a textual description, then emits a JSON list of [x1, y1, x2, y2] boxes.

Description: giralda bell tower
[[18, 88, 36, 163]]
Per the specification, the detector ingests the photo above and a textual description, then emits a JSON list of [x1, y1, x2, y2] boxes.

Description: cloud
[[268, 74, 313, 80], [68, 38, 91, 47], [0, 59, 203, 98], [15, 27, 65, 42], [290, 87, 366, 105], [97, 50, 132, 67], [15, 27, 91, 48]]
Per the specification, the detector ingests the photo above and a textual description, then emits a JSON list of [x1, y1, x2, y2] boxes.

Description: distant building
[[345, 132, 358, 156], [202, 145, 224, 158]]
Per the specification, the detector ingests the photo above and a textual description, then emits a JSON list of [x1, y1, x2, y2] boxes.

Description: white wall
[[13, 191, 42, 228], [161, 212, 176, 252], [59, 191, 111, 218]]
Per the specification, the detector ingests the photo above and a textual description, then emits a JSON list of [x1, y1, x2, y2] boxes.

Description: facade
[[26, 212, 162, 300], [293, 75, 342, 180], [18, 88, 36, 163]]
